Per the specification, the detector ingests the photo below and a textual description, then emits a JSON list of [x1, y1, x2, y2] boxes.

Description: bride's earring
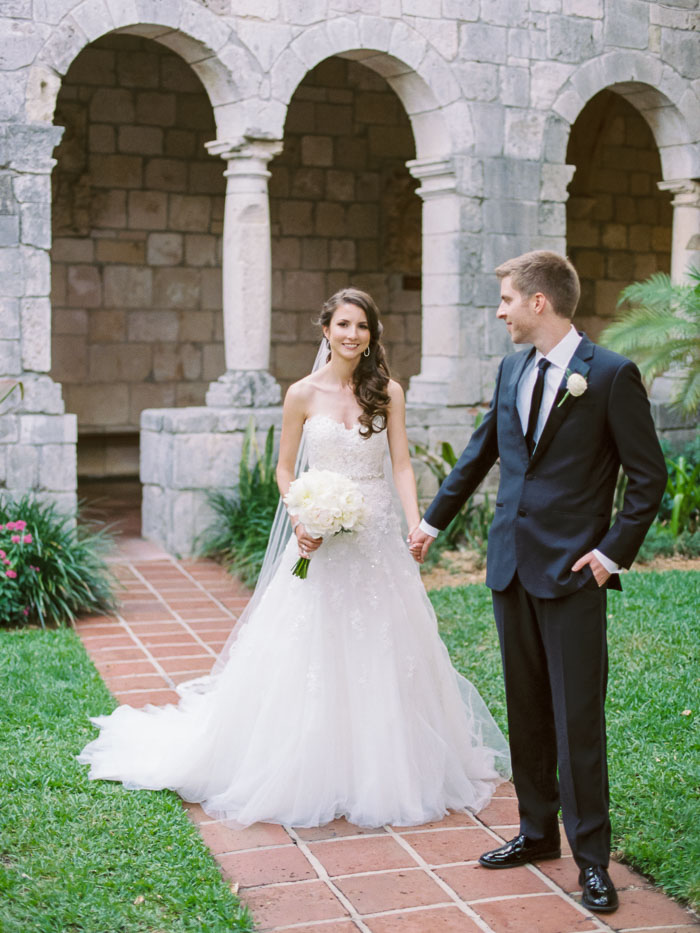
[[363, 346, 371, 357]]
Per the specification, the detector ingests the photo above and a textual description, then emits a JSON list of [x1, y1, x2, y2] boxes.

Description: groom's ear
[[532, 292, 547, 314]]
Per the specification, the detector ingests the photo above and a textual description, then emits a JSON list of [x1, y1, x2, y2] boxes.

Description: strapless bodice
[[303, 414, 387, 480]]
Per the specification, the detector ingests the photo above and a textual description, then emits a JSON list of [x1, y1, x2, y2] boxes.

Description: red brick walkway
[[75, 540, 699, 933]]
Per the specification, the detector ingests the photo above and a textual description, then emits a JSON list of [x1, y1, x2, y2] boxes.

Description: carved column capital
[[657, 179, 700, 283], [206, 135, 284, 184], [406, 156, 457, 199], [657, 178, 700, 207]]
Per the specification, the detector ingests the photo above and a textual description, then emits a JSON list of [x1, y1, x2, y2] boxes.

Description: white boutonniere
[[557, 370, 587, 407]]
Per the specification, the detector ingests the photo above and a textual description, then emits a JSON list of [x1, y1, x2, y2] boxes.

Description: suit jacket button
[[518, 508, 527, 517]]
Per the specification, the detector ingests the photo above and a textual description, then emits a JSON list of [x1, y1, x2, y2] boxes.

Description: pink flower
[[3, 558, 10, 565], [11, 535, 20, 544], [15, 520, 26, 530], [22, 608, 29, 616], [30, 565, 39, 572], [23, 534, 32, 544], [0, 524, 3, 531], [6, 569, 17, 578], [5, 521, 15, 530], [0, 550, 5, 559]]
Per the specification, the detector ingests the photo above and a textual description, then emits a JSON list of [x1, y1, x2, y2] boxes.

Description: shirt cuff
[[419, 518, 440, 538], [593, 549, 621, 574]]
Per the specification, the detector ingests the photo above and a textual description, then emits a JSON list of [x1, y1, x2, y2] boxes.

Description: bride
[[78, 287, 510, 828]]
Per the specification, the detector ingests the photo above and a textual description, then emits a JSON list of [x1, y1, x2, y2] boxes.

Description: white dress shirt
[[419, 325, 619, 575]]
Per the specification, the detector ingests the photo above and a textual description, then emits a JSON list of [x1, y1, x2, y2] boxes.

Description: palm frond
[[601, 307, 690, 351], [602, 267, 700, 414], [675, 367, 700, 414]]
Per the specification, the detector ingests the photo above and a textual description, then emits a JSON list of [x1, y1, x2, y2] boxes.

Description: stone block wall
[[566, 89, 672, 341], [269, 56, 422, 394], [141, 406, 282, 557], [49, 35, 226, 475]]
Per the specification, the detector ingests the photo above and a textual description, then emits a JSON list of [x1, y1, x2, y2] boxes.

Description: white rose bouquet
[[283, 469, 367, 579]]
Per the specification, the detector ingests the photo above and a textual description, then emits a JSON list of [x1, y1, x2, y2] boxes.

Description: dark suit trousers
[[492, 574, 611, 869]]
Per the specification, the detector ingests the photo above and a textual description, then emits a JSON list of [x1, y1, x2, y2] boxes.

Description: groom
[[409, 251, 667, 913]]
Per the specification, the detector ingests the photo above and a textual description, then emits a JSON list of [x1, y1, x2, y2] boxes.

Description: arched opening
[[268, 55, 421, 394], [566, 89, 673, 340], [50, 34, 225, 523]]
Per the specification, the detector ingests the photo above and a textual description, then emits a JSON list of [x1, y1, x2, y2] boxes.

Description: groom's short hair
[[495, 251, 581, 319]]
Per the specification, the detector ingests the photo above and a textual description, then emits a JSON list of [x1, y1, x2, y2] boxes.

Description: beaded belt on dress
[[346, 471, 384, 481]]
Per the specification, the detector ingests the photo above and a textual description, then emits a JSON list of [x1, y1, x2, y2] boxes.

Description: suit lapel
[[530, 334, 593, 466], [506, 348, 535, 454]]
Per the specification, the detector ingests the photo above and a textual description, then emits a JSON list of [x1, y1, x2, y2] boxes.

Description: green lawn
[[1, 573, 697, 930], [0, 629, 253, 933], [431, 570, 700, 910]]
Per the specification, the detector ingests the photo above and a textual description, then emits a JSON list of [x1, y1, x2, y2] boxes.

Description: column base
[[206, 370, 281, 408], [0, 375, 77, 518], [140, 405, 283, 557]]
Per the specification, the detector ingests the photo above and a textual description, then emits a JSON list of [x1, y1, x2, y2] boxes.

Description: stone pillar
[[0, 124, 77, 515], [651, 179, 700, 437], [205, 135, 284, 408], [405, 156, 466, 406], [657, 179, 700, 283]]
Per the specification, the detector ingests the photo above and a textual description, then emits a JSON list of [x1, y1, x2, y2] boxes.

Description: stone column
[[657, 179, 700, 283], [0, 124, 77, 515], [405, 156, 466, 406], [205, 135, 284, 407], [651, 179, 700, 434]]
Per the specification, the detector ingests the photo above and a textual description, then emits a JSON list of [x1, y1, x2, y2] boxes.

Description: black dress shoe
[[579, 865, 618, 913], [478, 833, 561, 869]]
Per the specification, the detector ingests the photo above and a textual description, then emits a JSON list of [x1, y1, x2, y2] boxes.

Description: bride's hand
[[295, 523, 323, 559]]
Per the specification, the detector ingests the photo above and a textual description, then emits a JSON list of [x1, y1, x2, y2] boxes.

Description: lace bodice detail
[[302, 414, 398, 551], [303, 414, 387, 479]]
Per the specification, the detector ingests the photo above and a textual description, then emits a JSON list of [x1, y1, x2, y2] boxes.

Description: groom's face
[[497, 276, 538, 345]]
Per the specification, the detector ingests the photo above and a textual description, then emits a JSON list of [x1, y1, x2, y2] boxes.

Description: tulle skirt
[[78, 521, 510, 828]]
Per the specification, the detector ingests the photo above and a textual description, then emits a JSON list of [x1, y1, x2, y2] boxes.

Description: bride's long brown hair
[[318, 287, 391, 438]]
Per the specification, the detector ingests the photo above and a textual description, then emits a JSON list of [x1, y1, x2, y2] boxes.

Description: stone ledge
[[140, 404, 283, 434]]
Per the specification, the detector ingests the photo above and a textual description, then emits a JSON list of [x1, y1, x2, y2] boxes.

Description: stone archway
[[268, 54, 422, 395], [50, 33, 227, 484], [7, 2, 265, 521], [267, 25, 470, 408], [26, 0, 260, 137], [545, 53, 700, 286], [565, 89, 673, 341]]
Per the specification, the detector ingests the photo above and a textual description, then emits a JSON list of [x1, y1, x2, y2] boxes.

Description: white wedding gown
[[78, 415, 511, 828]]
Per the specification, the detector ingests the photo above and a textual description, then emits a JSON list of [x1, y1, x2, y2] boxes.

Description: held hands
[[571, 551, 611, 587], [407, 525, 435, 564], [294, 523, 323, 560]]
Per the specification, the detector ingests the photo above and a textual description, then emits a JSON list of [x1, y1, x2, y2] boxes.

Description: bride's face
[[324, 303, 371, 362]]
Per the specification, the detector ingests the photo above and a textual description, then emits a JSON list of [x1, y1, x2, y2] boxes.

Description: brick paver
[[74, 498, 699, 933]]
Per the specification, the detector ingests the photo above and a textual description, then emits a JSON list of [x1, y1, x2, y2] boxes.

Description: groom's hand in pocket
[[571, 551, 611, 587], [407, 527, 435, 564]]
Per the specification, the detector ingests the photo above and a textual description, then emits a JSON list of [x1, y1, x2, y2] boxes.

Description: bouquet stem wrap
[[283, 469, 367, 580]]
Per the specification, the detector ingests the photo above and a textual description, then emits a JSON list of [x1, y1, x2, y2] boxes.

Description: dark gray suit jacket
[[423, 334, 667, 598]]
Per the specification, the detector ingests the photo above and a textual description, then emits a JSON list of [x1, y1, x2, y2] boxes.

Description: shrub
[[0, 495, 118, 628], [199, 420, 279, 587]]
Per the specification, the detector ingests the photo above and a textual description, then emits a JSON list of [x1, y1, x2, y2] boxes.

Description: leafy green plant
[[657, 440, 700, 539], [411, 435, 494, 562], [601, 266, 700, 413], [0, 495, 118, 628], [200, 419, 279, 587]]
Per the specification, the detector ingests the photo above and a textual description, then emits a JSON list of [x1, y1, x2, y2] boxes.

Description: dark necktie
[[525, 358, 551, 456]]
